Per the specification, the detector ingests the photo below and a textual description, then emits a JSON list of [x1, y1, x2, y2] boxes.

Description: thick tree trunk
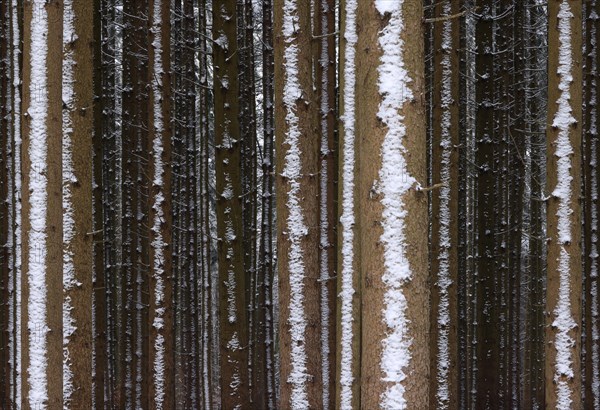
[[545, 1, 583, 408], [274, 0, 323, 407], [61, 0, 95, 406], [357, 1, 429, 408], [21, 1, 63, 408], [214, 1, 249, 407]]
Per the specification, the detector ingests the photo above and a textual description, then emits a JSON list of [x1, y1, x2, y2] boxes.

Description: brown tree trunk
[[61, 0, 95, 406], [274, 0, 323, 407], [21, 1, 63, 408], [545, 1, 583, 408], [214, 1, 249, 407], [358, 1, 429, 408]]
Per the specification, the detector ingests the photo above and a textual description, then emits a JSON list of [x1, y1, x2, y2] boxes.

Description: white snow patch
[[282, 0, 310, 407], [338, 0, 357, 408], [27, 0, 50, 406], [375, 1, 416, 408], [550, 3, 577, 409]]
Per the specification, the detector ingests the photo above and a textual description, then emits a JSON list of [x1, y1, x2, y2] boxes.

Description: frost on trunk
[[10, 0, 22, 405], [61, 0, 95, 406], [24, 1, 50, 406], [375, 1, 417, 407], [280, 2, 309, 406], [22, 0, 63, 407], [149, 0, 174, 407], [337, 0, 359, 408], [545, 1, 583, 409], [429, 0, 459, 407], [61, 0, 76, 403]]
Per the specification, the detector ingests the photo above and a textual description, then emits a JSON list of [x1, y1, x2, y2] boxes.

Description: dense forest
[[0, 0, 598, 409]]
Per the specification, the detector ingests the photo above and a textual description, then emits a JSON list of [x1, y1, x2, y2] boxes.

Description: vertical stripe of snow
[[435, 1, 453, 407], [62, 0, 77, 405], [282, 0, 309, 407], [150, 0, 167, 407], [339, 0, 357, 408], [551, 2, 577, 409], [12, 0, 22, 404], [318, 0, 332, 408], [27, 0, 50, 405], [374, 0, 414, 408]]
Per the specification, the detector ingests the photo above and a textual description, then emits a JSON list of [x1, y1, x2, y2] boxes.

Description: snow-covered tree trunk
[[583, 1, 600, 407], [21, 1, 64, 408], [336, 0, 360, 408], [429, 0, 460, 408], [148, 0, 175, 408], [545, 1, 583, 408], [61, 0, 95, 407], [0, 0, 13, 403], [274, 0, 323, 407], [357, 1, 429, 409]]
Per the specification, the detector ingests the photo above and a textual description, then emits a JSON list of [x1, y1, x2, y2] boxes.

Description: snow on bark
[[12, 0, 22, 403], [27, 0, 50, 405], [282, 0, 309, 407], [339, 0, 357, 407], [150, 0, 167, 407], [588, 8, 600, 407], [62, 0, 77, 405], [551, 2, 577, 408], [374, 0, 415, 408], [318, 0, 332, 408], [435, 2, 453, 407]]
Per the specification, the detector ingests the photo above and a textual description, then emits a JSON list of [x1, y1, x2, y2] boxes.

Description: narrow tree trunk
[[314, 1, 337, 408], [429, 0, 460, 408], [0, 1, 12, 403], [148, 0, 175, 407], [583, 2, 600, 408], [256, 0, 277, 406]]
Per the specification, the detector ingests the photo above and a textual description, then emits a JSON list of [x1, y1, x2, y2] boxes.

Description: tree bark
[[357, 1, 429, 408], [21, 0, 63, 408], [61, 0, 95, 406], [545, 1, 583, 408]]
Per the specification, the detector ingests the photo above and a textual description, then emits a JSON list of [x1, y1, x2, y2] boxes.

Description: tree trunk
[[21, 1, 63, 408], [62, 0, 95, 406], [214, 1, 249, 407], [429, 0, 460, 408], [545, 1, 583, 408], [357, 1, 429, 408], [274, 0, 323, 407], [148, 0, 175, 408]]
